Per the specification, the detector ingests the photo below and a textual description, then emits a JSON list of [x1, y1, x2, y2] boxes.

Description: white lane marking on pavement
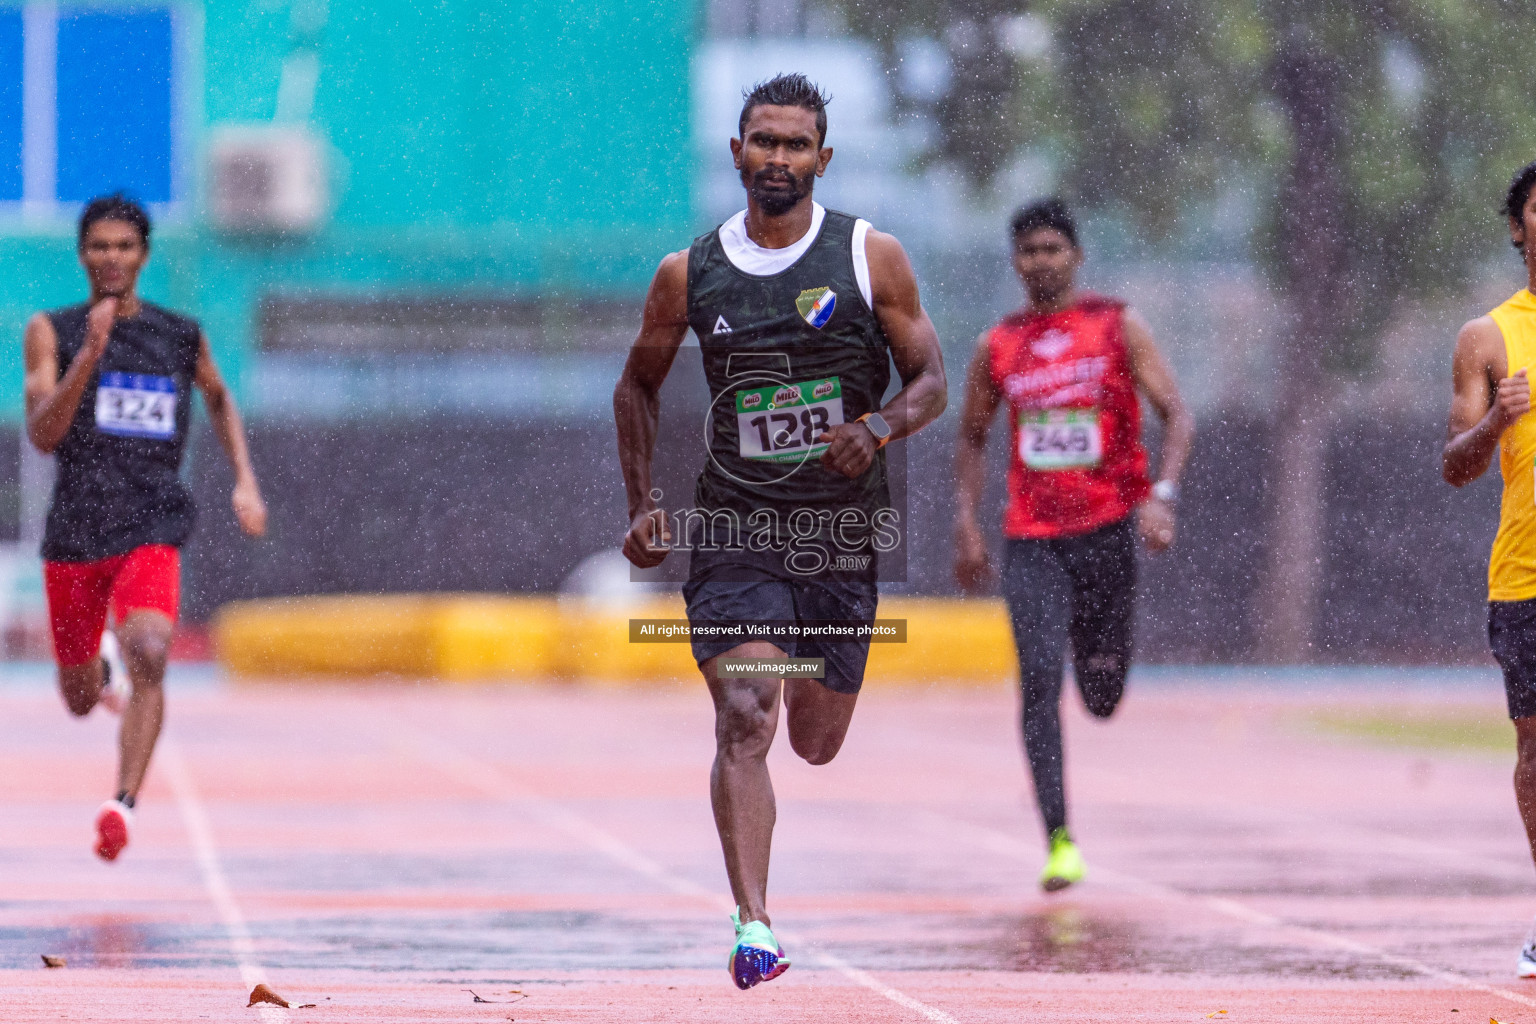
[[1244, 804, 1534, 884], [914, 809, 1536, 1011], [889, 705, 1536, 879], [1084, 793, 1536, 886], [160, 739, 287, 1022], [810, 947, 965, 1024], [401, 731, 962, 1024]]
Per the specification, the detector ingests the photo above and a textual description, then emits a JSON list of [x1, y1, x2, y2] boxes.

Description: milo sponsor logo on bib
[[735, 376, 845, 463], [1019, 407, 1102, 470]]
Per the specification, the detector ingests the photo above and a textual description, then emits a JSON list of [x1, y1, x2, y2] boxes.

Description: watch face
[[866, 413, 892, 439]]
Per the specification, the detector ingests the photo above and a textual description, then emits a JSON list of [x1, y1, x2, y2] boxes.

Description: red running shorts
[[43, 544, 180, 667]]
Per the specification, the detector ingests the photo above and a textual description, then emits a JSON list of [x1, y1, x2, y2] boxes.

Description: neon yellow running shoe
[[727, 907, 790, 990], [1040, 828, 1085, 892]]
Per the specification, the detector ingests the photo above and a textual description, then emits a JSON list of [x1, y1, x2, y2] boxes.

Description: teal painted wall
[[1, 0, 696, 420]]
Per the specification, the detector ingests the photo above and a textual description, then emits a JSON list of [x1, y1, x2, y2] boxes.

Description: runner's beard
[[747, 167, 814, 216]]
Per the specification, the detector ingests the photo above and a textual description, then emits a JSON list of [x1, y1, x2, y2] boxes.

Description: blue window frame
[[1, 4, 184, 213], [56, 9, 174, 203], [0, 11, 21, 202]]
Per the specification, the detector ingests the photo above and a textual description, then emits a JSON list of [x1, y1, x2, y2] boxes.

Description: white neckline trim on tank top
[[718, 202, 876, 309], [719, 203, 825, 275]]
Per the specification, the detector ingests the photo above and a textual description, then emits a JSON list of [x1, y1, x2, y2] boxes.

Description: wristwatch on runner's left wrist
[[1151, 479, 1180, 504], [858, 412, 892, 448]]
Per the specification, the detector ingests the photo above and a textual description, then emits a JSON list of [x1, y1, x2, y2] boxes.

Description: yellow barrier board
[[215, 594, 566, 681], [214, 593, 1017, 686]]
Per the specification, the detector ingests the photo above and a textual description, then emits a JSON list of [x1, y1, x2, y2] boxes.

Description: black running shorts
[[1489, 597, 1536, 720], [682, 547, 877, 695]]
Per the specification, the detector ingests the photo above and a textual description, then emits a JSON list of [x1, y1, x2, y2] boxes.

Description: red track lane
[[2, 671, 1535, 1022]]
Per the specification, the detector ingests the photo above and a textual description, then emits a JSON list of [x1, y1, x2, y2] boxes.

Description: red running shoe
[[94, 800, 133, 861]]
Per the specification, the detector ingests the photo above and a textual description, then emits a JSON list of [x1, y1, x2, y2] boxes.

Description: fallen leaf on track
[[40, 955, 65, 968], [249, 984, 290, 1008], [466, 989, 527, 1004], [250, 982, 288, 1007], [1206, 1014, 1228, 1020], [247, 983, 314, 1009]]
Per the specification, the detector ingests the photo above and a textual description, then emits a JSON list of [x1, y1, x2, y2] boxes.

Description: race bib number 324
[[1019, 407, 1102, 470], [735, 377, 845, 462], [95, 372, 177, 440]]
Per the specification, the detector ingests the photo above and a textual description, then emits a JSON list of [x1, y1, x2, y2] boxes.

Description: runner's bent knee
[[787, 716, 848, 765], [58, 666, 100, 717], [1076, 659, 1127, 718], [714, 683, 778, 757], [120, 628, 171, 678], [790, 733, 842, 765], [1517, 719, 1536, 766]]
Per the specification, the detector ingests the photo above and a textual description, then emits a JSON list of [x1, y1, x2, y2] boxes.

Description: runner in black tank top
[[614, 75, 948, 989], [43, 299, 201, 561], [22, 195, 268, 862], [687, 205, 892, 523]]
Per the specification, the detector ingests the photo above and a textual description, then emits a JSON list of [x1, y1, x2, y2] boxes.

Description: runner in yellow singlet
[[1443, 158, 1536, 978]]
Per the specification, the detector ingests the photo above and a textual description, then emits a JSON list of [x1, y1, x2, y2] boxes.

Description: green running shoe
[[727, 907, 790, 990], [1040, 828, 1085, 892]]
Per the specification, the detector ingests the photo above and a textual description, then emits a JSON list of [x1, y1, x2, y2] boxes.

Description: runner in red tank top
[[990, 292, 1149, 538], [953, 199, 1194, 891]]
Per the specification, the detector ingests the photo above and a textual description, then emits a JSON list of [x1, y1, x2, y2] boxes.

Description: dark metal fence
[[163, 412, 1500, 664]]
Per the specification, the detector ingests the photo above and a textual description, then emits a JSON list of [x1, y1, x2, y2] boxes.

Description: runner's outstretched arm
[[1123, 308, 1194, 486], [954, 332, 1001, 592], [615, 250, 691, 567], [1123, 308, 1194, 552], [1444, 315, 1524, 487], [818, 230, 947, 479], [23, 301, 118, 454], [193, 333, 267, 537]]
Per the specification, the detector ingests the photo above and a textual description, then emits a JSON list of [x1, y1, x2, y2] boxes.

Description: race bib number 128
[[1019, 408, 1102, 470], [95, 372, 177, 440], [736, 377, 845, 462]]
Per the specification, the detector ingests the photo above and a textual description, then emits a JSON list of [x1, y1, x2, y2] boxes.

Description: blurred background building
[[0, 0, 1528, 663]]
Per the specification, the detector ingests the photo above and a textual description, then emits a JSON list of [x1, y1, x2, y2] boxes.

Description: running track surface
[[3, 666, 1536, 1023]]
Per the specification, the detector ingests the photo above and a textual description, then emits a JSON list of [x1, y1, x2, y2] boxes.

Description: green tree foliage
[[844, 0, 1536, 369], [839, 0, 1536, 658]]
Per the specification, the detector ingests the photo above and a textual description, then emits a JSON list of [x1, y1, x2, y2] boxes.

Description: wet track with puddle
[[1, 667, 1534, 1021]]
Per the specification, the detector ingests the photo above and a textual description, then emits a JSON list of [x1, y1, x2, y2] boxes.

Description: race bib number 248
[[95, 372, 177, 440]]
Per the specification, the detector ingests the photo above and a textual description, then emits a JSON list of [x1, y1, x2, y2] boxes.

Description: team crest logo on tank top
[[795, 286, 837, 329]]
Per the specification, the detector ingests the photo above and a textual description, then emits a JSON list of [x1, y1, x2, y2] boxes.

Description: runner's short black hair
[[1505, 161, 1536, 249], [739, 73, 830, 145], [1011, 198, 1078, 247], [78, 193, 151, 248]]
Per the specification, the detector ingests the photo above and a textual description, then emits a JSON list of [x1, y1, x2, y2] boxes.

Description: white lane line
[[889, 712, 1536, 879], [160, 738, 286, 1022], [913, 809, 1536, 1011], [400, 731, 962, 1024], [809, 948, 964, 1024], [1233, 803, 1534, 885]]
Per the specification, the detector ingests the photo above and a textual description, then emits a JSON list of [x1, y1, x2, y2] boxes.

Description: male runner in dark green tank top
[[615, 74, 948, 989]]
